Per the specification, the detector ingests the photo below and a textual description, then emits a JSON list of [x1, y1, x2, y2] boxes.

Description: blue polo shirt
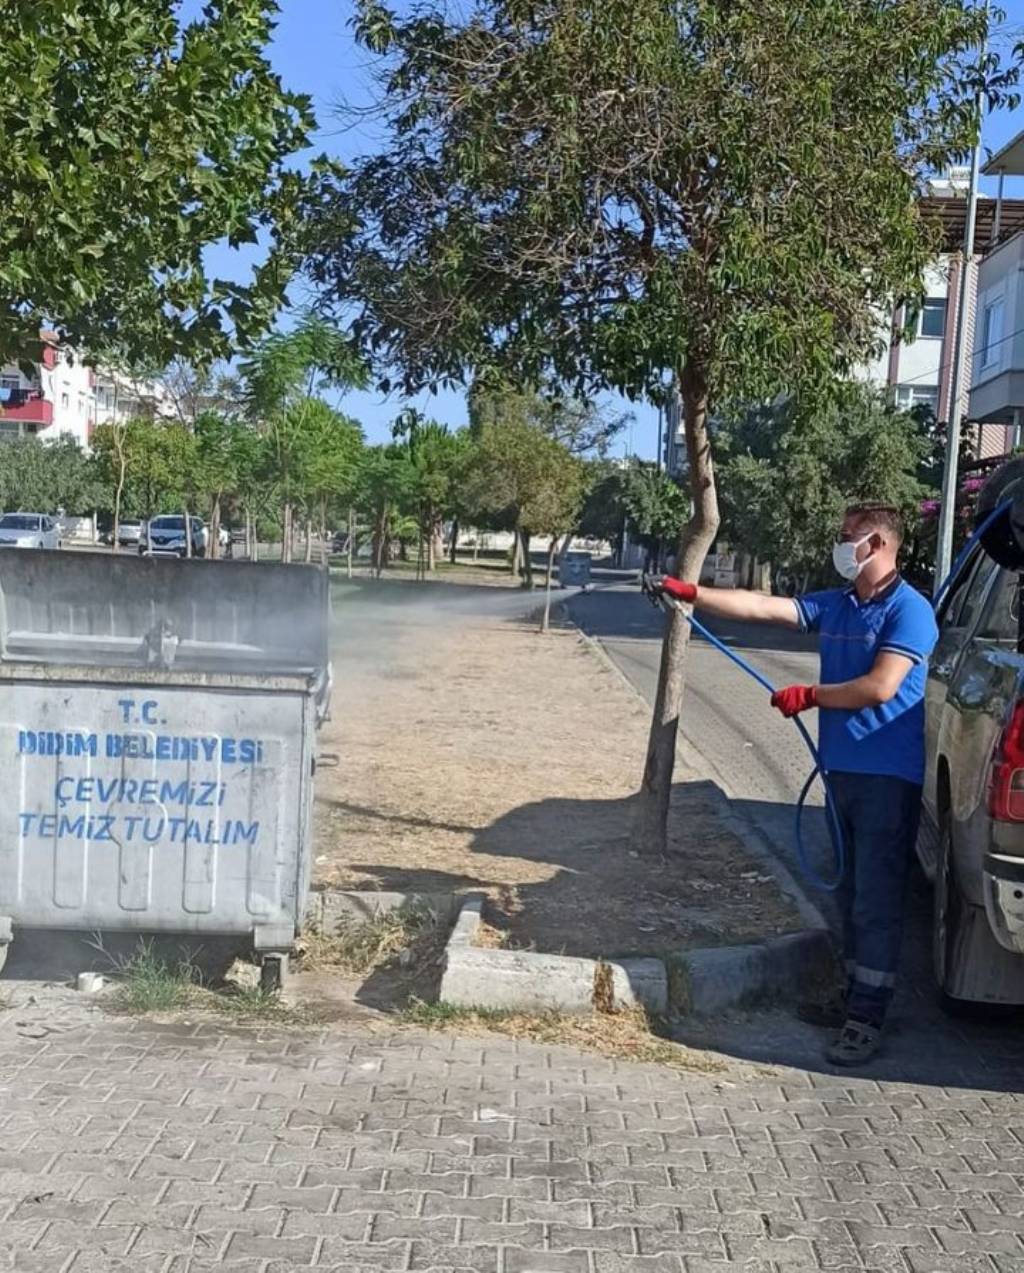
[[794, 579, 938, 785]]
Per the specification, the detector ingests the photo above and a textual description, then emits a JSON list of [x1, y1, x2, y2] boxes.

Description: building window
[[60, 392, 69, 410], [895, 384, 938, 414], [982, 297, 1005, 369], [919, 298, 946, 339]]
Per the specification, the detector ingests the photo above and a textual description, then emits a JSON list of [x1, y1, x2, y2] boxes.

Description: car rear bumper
[[983, 853, 1024, 954]]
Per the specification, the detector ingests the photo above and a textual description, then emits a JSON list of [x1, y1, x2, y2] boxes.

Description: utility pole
[[934, 1, 989, 595]]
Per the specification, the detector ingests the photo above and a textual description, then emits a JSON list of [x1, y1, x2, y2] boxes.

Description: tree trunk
[[510, 531, 522, 577], [281, 503, 293, 564], [519, 528, 534, 590], [541, 536, 558, 633], [112, 449, 127, 556], [209, 494, 221, 561], [320, 498, 329, 569], [559, 529, 573, 560], [183, 506, 192, 559], [449, 518, 459, 564], [346, 506, 354, 579], [373, 507, 386, 577], [630, 365, 719, 857], [304, 517, 313, 564]]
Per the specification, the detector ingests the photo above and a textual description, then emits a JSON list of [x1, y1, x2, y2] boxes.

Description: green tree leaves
[[716, 383, 933, 585], [0, 0, 319, 367]]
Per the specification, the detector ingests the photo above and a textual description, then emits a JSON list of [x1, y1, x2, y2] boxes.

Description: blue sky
[[207, 0, 1024, 458]]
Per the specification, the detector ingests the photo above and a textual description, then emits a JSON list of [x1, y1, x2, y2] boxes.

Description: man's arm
[[771, 651, 915, 717], [660, 579, 801, 628], [815, 651, 915, 710]]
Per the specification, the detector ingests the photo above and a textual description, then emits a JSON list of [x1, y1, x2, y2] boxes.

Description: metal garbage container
[[0, 552, 330, 983], [558, 552, 592, 588]]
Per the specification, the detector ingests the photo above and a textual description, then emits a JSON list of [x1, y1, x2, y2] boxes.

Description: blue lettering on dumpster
[[15, 695, 268, 849]]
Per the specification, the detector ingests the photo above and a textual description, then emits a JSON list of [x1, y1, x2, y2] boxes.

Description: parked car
[[139, 515, 206, 559], [330, 530, 371, 559], [117, 520, 144, 549], [0, 513, 61, 550], [920, 545, 1024, 1007]]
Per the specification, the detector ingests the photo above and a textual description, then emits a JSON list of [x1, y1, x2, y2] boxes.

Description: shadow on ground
[[323, 777, 800, 963], [344, 774, 1024, 1092]]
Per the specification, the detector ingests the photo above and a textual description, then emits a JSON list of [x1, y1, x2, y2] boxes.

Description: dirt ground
[[313, 595, 801, 960]]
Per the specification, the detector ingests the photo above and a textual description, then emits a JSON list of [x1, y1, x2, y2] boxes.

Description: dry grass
[[402, 999, 728, 1074], [472, 920, 510, 950], [315, 611, 801, 960], [295, 906, 443, 977]]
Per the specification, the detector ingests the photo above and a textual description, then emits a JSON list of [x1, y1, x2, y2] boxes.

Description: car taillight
[[988, 701, 1024, 822]]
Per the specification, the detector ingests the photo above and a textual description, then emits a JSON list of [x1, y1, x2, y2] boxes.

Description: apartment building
[[968, 129, 1024, 454], [0, 332, 171, 448]]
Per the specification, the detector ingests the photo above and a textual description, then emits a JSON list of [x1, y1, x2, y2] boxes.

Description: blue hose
[[684, 609, 848, 891], [674, 499, 1013, 892]]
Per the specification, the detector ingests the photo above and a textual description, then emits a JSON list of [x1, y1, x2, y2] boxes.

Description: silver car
[[0, 513, 61, 550], [140, 515, 206, 559], [921, 547, 1024, 1006]]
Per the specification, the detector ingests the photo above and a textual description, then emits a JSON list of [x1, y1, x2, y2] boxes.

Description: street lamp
[[934, 0, 989, 594]]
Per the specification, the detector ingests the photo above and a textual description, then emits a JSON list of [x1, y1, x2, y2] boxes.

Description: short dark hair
[[844, 503, 904, 544]]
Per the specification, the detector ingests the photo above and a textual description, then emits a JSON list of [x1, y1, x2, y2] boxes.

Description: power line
[[880, 317, 1024, 390]]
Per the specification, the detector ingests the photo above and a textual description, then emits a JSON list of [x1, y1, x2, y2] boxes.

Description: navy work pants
[[826, 771, 923, 1027]]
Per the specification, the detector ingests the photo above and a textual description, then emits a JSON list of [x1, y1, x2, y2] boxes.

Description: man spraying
[[656, 504, 938, 1066]]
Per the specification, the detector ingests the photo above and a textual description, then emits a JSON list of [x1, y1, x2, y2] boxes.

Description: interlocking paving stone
[[0, 999, 1022, 1273]]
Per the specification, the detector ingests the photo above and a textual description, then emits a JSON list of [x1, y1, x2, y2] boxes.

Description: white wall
[[41, 351, 95, 446], [894, 261, 950, 403], [857, 258, 954, 416], [973, 231, 1024, 391]]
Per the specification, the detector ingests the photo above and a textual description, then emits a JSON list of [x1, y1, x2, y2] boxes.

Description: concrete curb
[[436, 896, 834, 1019], [439, 895, 669, 1016], [668, 928, 836, 1016], [305, 889, 461, 932], [573, 624, 652, 711], [679, 739, 830, 936]]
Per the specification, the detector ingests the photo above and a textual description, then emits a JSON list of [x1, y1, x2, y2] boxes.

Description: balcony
[[0, 389, 53, 427], [969, 228, 1024, 426], [968, 127, 1024, 430]]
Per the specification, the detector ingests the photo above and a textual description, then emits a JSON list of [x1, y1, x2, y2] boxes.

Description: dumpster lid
[[0, 553, 329, 677]]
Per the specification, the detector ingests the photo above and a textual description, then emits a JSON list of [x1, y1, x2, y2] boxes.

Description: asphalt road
[[567, 583, 836, 892]]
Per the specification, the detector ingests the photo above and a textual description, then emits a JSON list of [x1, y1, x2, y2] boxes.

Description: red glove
[[659, 577, 698, 603], [770, 684, 818, 717]]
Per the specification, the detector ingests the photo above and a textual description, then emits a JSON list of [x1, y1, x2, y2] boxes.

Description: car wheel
[[934, 808, 975, 1016]]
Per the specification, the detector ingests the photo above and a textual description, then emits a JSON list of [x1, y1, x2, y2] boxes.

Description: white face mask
[[832, 534, 871, 582]]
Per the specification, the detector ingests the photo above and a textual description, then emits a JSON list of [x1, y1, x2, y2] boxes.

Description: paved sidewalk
[[2, 1011, 1024, 1272]]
